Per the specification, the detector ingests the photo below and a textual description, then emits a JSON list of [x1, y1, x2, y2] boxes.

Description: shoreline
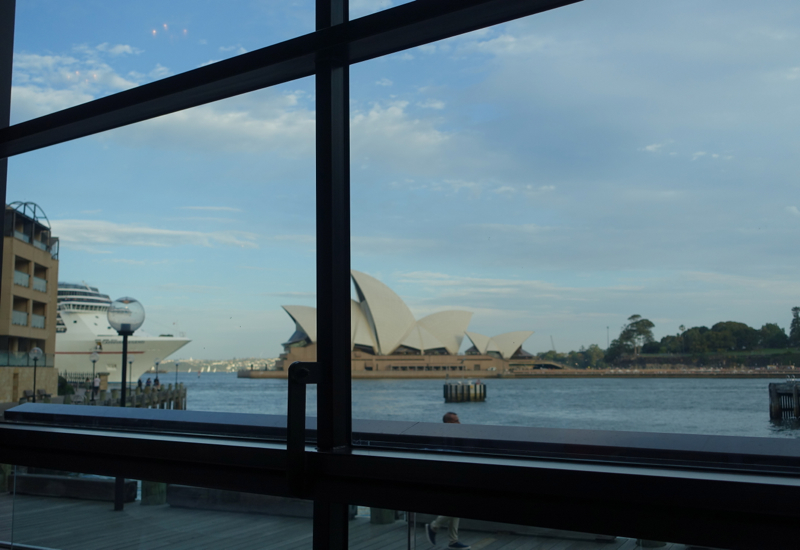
[[238, 369, 798, 380]]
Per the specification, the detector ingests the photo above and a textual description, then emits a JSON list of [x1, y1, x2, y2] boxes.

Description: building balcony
[[12, 311, 28, 326], [33, 276, 47, 292], [14, 230, 30, 243], [13, 271, 30, 287], [33, 240, 48, 252], [31, 314, 46, 329]]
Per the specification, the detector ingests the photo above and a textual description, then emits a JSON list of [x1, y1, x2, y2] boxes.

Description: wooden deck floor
[[0, 493, 703, 550]]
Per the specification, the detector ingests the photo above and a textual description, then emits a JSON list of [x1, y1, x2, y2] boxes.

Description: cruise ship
[[56, 283, 191, 384]]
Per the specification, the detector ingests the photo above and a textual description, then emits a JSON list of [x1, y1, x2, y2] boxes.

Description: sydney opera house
[[275, 270, 557, 377]]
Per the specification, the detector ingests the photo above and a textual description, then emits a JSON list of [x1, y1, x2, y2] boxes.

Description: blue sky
[[7, 0, 800, 359]]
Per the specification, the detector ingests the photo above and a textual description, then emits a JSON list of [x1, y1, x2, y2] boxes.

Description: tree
[[791, 307, 800, 348], [619, 314, 655, 356], [759, 323, 789, 349]]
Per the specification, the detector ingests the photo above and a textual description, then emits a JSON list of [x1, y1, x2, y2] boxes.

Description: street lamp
[[29, 347, 43, 403], [107, 297, 144, 513], [107, 297, 145, 409], [90, 351, 99, 403], [154, 358, 160, 387], [175, 360, 180, 386]]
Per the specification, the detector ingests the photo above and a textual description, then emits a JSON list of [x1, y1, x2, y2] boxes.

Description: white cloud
[[220, 45, 248, 56], [51, 219, 259, 248], [786, 206, 800, 217], [149, 64, 172, 79], [95, 43, 142, 56], [417, 98, 445, 110], [180, 206, 242, 212], [493, 185, 516, 195], [375, 78, 393, 87], [691, 151, 707, 160]]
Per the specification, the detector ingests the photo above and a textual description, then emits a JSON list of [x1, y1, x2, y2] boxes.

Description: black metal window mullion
[[314, 0, 352, 548], [0, 0, 15, 271]]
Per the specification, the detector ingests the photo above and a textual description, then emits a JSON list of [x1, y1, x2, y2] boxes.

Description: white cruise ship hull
[[56, 308, 190, 384]]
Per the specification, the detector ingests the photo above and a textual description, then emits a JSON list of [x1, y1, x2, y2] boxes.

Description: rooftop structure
[[282, 270, 531, 358]]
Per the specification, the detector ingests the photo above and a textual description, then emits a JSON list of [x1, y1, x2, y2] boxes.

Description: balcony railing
[[0, 351, 55, 367], [31, 314, 46, 329], [33, 276, 46, 292], [33, 240, 48, 251], [14, 230, 30, 243], [12, 311, 28, 326], [13, 271, 29, 287]]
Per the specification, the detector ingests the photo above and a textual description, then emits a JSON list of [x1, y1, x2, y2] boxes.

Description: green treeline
[[537, 307, 800, 368]]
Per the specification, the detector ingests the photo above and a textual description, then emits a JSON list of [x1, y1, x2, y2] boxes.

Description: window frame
[[1, 1, 800, 549]]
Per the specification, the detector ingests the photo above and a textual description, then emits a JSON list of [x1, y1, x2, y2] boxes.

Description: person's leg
[[447, 517, 459, 544]]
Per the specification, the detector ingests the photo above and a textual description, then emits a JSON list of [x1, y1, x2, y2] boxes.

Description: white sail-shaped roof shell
[[282, 305, 317, 342], [351, 299, 378, 351], [401, 324, 443, 352], [465, 332, 491, 355], [492, 331, 533, 358], [466, 330, 533, 358], [418, 311, 473, 355], [351, 270, 416, 355]]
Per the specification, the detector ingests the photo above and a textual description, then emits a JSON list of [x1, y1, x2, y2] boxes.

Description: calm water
[[161, 372, 798, 439]]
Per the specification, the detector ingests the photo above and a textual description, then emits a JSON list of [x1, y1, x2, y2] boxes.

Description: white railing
[[13, 271, 29, 287], [12, 311, 28, 326], [33, 276, 47, 292], [31, 314, 46, 329]]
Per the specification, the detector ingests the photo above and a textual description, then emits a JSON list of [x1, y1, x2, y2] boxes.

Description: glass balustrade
[[32, 277, 46, 292], [13, 230, 30, 243], [11, 311, 28, 326], [13, 271, 29, 287], [31, 314, 46, 329]]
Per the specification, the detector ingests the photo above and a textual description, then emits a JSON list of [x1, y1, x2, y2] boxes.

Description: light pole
[[29, 347, 43, 403], [175, 360, 179, 386], [107, 297, 145, 513], [90, 351, 99, 403], [154, 358, 160, 387], [129, 359, 134, 392]]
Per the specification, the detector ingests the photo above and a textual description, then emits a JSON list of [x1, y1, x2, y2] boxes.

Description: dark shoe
[[425, 524, 436, 546], [448, 543, 470, 550]]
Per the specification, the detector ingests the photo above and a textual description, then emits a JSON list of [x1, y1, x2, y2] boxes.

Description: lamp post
[[175, 360, 179, 386], [107, 297, 145, 512], [154, 358, 160, 387], [29, 347, 43, 403], [90, 351, 99, 403], [129, 359, 134, 393]]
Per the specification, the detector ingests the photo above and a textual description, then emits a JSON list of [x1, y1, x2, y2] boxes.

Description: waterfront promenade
[[0, 492, 700, 550]]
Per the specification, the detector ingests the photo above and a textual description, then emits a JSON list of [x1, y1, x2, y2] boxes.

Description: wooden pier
[[768, 382, 800, 420], [444, 382, 486, 403], [59, 384, 187, 410]]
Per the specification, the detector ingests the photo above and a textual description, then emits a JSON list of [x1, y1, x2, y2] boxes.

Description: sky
[[6, 0, 800, 360]]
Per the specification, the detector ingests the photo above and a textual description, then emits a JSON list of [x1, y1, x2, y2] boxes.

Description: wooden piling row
[[64, 383, 187, 409], [768, 382, 800, 420], [443, 383, 486, 403]]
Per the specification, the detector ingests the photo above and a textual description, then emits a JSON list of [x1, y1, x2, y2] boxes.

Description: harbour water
[[160, 372, 797, 439]]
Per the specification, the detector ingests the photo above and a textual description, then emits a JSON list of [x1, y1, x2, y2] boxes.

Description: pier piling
[[443, 382, 486, 403]]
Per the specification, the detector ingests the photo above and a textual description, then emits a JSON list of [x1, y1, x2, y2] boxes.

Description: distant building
[[0, 202, 60, 402], [276, 270, 559, 376]]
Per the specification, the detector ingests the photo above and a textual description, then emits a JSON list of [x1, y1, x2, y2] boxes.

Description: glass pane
[[12, 0, 315, 123], [6, 79, 315, 416], [344, 0, 800, 440], [7, 465, 313, 550]]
